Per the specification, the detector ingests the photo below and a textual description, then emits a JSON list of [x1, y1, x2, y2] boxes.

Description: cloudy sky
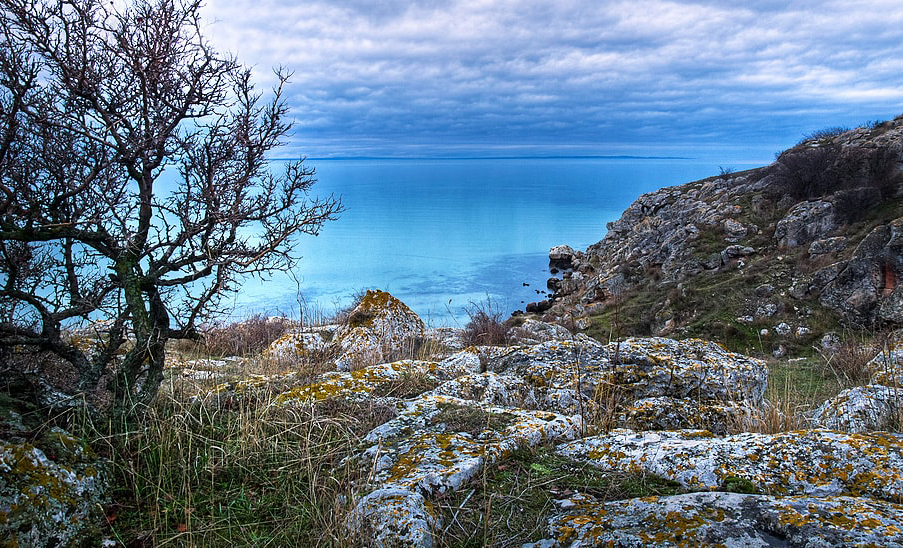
[[201, 0, 903, 162]]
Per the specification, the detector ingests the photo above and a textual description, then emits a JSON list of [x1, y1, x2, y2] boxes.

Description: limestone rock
[[358, 393, 583, 496], [348, 488, 437, 548], [820, 217, 903, 325], [530, 492, 903, 547], [774, 200, 838, 248], [332, 290, 425, 371], [598, 337, 768, 403], [556, 428, 903, 500], [617, 396, 758, 435], [1, 429, 109, 547], [809, 236, 848, 255], [810, 384, 903, 433], [263, 329, 333, 361], [508, 319, 572, 345]]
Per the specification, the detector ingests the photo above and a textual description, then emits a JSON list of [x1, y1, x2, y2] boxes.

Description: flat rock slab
[[557, 428, 903, 501], [529, 492, 903, 547], [360, 394, 583, 496]]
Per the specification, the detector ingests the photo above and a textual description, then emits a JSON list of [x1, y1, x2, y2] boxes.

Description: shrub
[[196, 315, 292, 358], [463, 300, 510, 346]]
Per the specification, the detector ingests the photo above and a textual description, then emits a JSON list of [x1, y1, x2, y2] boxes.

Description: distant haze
[[202, 0, 903, 161]]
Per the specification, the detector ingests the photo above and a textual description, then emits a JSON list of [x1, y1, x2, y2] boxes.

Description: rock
[[557, 428, 903, 500], [775, 322, 791, 336], [332, 290, 425, 371], [810, 384, 903, 433], [774, 200, 838, 248], [531, 492, 903, 547], [723, 218, 747, 240], [617, 396, 759, 435], [525, 300, 552, 314], [821, 332, 842, 353], [548, 245, 579, 271], [431, 372, 539, 409], [356, 393, 582, 495], [423, 327, 466, 352], [796, 326, 812, 337], [596, 337, 768, 403], [809, 236, 849, 255], [348, 488, 437, 548], [275, 359, 441, 405], [772, 344, 787, 358], [756, 303, 778, 317], [263, 330, 332, 361], [1, 428, 109, 547], [508, 319, 572, 344], [820, 217, 903, 325]]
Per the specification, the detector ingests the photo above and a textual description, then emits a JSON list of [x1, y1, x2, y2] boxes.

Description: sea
[[230, 157, 763, 326]]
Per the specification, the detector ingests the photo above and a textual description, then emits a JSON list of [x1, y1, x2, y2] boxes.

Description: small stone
[[775, 322, 791, 336]]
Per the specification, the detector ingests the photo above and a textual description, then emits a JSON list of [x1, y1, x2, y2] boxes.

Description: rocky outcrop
[[557, 428, 903, 500], [541, 115, 903, 339], [529, 492, 903, 547], [168, 292, 903, 546]]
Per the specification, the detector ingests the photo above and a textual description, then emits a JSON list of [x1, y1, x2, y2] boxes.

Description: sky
[[200, 0, 903, 162]]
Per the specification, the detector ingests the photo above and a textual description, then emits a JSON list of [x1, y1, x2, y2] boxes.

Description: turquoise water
[[233, 157, 760, 325]]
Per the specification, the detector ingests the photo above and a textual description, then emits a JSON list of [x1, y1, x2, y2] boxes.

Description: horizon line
[[287, 154, 696, 161]]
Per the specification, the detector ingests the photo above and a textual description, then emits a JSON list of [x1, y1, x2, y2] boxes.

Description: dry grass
[[97, 349, 391, 547], [174, 314, 293, 358], [463, 301, 511, 347]]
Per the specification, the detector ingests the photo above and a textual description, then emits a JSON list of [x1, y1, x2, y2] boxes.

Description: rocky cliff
[[541, 115, 903, 354]]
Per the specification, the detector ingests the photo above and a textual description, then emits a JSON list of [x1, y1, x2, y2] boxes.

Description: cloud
[[201, 0, 903, 159]]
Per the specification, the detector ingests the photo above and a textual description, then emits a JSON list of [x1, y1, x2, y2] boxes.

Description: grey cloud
[[203, 0, 903, 158]]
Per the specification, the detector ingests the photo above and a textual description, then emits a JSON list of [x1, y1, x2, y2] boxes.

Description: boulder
[[820, 217, 903, 325], [810, 384, 903, 433], [530, 492, 903, 547], [597, 337, 768, 403], [332, 290, 425, 371], [548, 245, 579, 271], [356, 394, 582, 496], [809, 236, 848, 255], [508, 319, 573, 344], [556, 428, 903, 500], [774, 200, 838, 248]]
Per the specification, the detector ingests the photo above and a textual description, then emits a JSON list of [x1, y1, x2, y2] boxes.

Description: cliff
[[541, 115, 903, 355]]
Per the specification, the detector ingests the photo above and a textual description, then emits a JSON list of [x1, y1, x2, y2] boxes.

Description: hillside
[[540, 115, 903, 356]]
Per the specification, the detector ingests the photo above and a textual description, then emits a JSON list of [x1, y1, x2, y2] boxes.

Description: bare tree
[[0, 0, 341, 423]]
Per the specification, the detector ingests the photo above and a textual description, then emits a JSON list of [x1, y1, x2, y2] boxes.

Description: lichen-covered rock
[[263, 329, 333, 361], [810, 384, 903, 433], [509, 319, 573, 345], [599, 337, 768, 403], [617, 396, 759, 435], [332, 290, 425, 371], [358, 394, 582, 496], [530, 492, 903, 547], [275, 359, 440, 404], [348, 488, 438, 548], [557, 428, 903, 500], [1, 430, 109, 547], [431, 372, 539, 409]]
